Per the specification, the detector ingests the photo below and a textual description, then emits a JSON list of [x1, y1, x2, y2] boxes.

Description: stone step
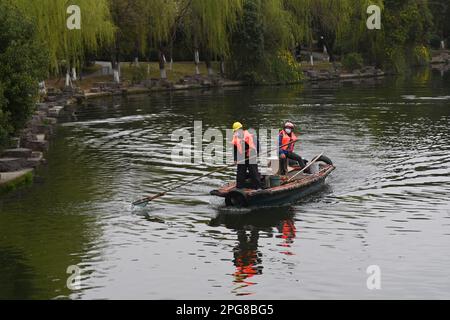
[[26, 152, 45, 168], [48, 105, 64, 117], [44, 117, 58, 125], [32, 124, 54, 136], [0, 169, 34, 186], [21, 140, 49, 152], [1, 148, 33, 159], [0, 158, 28, 172], [36, 103, 49, 112], [30, 151, 43, 159]]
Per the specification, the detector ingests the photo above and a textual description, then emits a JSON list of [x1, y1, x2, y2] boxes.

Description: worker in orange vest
[[279, 121, 308, 175], [232, 122, 262, 189]]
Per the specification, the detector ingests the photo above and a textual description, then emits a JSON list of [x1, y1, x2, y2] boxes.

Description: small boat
[[210, 155, 335, 208]]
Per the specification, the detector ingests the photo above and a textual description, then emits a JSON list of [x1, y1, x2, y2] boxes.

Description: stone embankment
[[0, 87, 76, 194], [303, 66, 385, 82], [431, 50, 450, 73], [81, 67, 386, 100], [83, 75, 243, 100]]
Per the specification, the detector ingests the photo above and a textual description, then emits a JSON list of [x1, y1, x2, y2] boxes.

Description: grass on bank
[[46, 61, 219, 91], [0, 171, 34, 195]]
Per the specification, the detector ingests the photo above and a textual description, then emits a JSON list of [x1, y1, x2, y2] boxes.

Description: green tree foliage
[[182, 0, 243, 76], [429, 0, 450, 44], [326, 0, 432, 71], [1, 0, 443, 87], [228, 0, 302, 83], [0, 1, 49, 146], [15, 0, 114, 73], [342, 52, 364, 71], [228, 0, 265, 81]]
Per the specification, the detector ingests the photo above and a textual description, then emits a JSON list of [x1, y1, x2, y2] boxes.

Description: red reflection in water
[[229, 215, 297, 296], [277, 219, 297, 255], [232, 229, 261, 296]]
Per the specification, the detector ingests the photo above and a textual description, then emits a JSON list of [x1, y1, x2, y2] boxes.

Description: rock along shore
[[0, 87, 77, 194]]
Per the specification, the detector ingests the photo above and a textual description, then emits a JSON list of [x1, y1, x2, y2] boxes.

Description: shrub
[[266, 50, 304, 84], [429, 34, 442, 49], [0, 2, 48, 143], [129, 65, 147, 84], [240, 71, 265, 85], [413, 45, 431, 66], [342, 53, 364, 71]]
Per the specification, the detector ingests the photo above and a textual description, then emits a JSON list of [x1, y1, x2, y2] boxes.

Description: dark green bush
[[129, 65, 147, 84], [342, 53, 364, 71], [0, 1, 48, 148], [429, 34, 442, 49]]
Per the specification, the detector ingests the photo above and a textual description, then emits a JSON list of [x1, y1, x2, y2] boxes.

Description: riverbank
[[0, 89, 76, 194], [58, 60, 387, 102], [431, 49, 450, 73]]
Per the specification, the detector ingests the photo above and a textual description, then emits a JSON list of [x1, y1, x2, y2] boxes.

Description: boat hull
[[210, 164, 335, 208]]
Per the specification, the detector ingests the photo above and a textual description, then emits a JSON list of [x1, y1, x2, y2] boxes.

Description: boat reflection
[[277, 219, 297, 256], [232, 229, 261, 295], [210, 206, 297, 296]]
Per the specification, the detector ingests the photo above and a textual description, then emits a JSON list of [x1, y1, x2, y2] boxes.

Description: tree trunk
[[169, 47, 173, 71], [134, 40, 140, 66], [309, 43, 314, 67], [159, 49, 167, 79], [220, 57, 225, 75], [205, 55, 213, 76], [112, 59, 120, 83], [71, 67, 77, 81], [65, 71, 72, 88], [194, 49, 200, 75], [112, 43, 121, 83]]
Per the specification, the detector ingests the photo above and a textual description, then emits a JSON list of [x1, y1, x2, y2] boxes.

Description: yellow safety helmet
[[232, 122, 243, 132]]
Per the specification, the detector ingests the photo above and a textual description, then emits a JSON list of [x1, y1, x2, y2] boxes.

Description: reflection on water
[[1, 70, 450, 299], [210, 208, 295, 296]]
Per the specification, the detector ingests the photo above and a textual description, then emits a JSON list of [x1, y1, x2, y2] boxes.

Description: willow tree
[[336, 0, 385, 64], [143, 0, 179, 79], [184, 0, 243, 75], [15, 0, 114, 83], [296, 0, 353, 64], [109, 0, 149, 82], [262, 0, 295, 52]]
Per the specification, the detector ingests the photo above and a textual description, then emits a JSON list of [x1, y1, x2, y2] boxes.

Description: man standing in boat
[[279, 121, 308, 175], [232, 122, 262, 190]]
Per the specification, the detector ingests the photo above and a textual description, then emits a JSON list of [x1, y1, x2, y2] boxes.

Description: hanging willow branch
[[15, 0, 115, 74]]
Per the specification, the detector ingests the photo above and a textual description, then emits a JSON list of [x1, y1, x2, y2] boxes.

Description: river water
[[1, 70, 449, 299]]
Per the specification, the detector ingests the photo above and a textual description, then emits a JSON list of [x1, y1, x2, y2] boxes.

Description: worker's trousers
[[236, 163, 262, 189], [279, 152, 308, 175]]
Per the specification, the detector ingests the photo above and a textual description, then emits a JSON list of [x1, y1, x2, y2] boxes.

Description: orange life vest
[[280, 129, 297, 152], [232, 130, 256, 157]]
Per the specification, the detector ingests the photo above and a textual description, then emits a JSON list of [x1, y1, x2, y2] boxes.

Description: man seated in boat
[[279, 121, 309, 175], [232, 122, 262, 190]]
